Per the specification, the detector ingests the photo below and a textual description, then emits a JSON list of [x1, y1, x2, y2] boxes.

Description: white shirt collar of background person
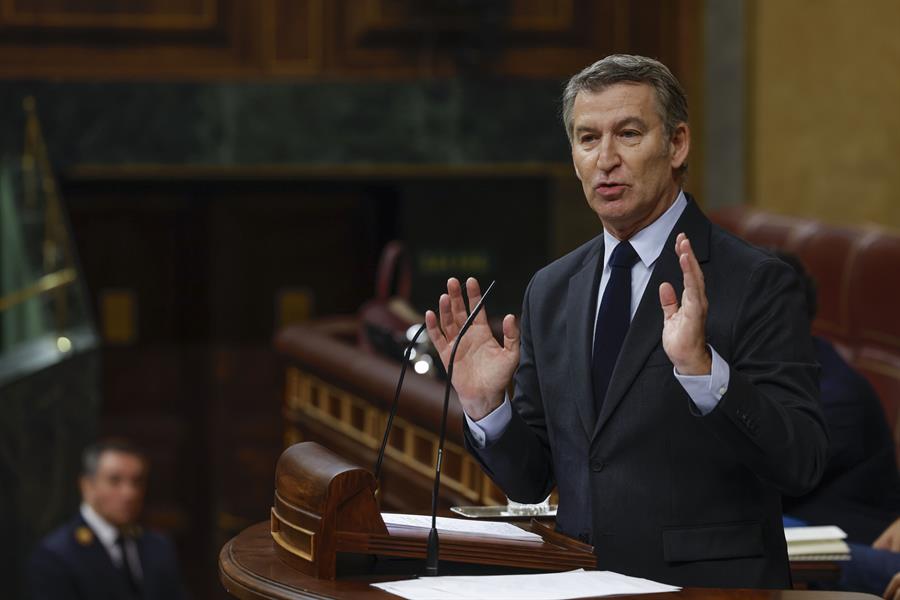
[[80, 502, 119, 556], [80, 501, 143, 580]]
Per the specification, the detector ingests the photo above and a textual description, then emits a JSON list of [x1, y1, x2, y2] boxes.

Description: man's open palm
[[425, 277, 519, 420]]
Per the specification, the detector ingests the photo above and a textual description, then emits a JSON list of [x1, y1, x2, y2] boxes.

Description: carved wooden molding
[[284, 366, 506, 506], [0, 0, 218, 30]]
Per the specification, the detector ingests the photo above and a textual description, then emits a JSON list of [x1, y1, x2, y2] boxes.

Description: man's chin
[[107, 512, 140, 528], [591, 199, 632, 222]]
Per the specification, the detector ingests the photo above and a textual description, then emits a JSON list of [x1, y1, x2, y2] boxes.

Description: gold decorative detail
[[270, 507, 314, 561], [277, 288, 314, 328], [74, 526, 93, 546], [2, 96, 81, 334], [856, 357, 900, 380], [100, 289, 137, 344], [0, 268, 76, 312], [284, 368, 496, 503]]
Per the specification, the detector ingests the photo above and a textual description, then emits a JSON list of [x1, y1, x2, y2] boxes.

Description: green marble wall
[[0, 80, 569, 167]]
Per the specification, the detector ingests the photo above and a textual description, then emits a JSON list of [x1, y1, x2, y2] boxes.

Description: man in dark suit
[[28, 439, 187, 600], [425, 54, 829, 589]]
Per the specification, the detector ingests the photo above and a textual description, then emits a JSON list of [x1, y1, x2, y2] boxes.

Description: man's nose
[[595, 138, 620, 173]]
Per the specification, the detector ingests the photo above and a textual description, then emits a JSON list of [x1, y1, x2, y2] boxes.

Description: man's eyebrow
[[615, 116, 649, 130], [573, 116, 649, 135]]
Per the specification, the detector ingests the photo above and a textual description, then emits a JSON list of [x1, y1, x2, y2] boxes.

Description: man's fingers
[[425, 310, 448, 354], [447, 278, 470, 329], [884, 572, 900, 599], [874, 528, 891, 551], [465, 277, 490, 325], [659, 282, 678, 319], [438, 293, 459, 340], [502, 314, 520, 353], [678, 237, 704, 291]]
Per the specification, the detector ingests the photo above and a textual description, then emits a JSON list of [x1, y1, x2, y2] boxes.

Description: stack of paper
[[381, 513, 544, 542], [784, 525, 851, 561], [372, 569, 681, 600]]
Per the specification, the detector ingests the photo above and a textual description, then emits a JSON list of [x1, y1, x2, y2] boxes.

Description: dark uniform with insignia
[[27, 514, 187, 600]]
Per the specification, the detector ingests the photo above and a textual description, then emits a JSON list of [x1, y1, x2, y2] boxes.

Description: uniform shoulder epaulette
[[74, 526, 94, 546]]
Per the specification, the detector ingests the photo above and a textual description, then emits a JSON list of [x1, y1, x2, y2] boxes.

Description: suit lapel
[[135, 532, 151, 598], [591, 198, 711, 441], [565, 236, 604, 440], [75, 516, 136, 598]]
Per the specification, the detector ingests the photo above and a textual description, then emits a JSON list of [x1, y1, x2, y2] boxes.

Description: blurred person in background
[[28, 439, 187, 600]]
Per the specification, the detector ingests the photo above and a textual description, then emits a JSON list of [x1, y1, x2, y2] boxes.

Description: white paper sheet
[[783, 525, 847, 542], [381, 513, 543, 543], [371, 568, 681, 600]]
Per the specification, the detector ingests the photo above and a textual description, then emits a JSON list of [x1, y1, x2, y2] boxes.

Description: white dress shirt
[[80, 503, 143, 581], [467, 190, 730, 447]]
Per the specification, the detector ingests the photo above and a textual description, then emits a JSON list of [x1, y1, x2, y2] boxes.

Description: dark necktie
[[115, 535, 141, 598], [592, 240, 640, 412]]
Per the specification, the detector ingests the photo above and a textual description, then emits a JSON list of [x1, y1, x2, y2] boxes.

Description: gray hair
[[561, 54, 689, 148], [81, 438, 146, 477]]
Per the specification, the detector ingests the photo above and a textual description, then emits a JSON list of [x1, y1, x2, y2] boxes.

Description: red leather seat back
[[711, 206, 900, 463], [847, 232, 900, 441]]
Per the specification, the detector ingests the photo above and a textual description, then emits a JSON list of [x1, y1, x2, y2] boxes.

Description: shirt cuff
[[673, 345, 730, 415], [464, 396, 512, 448]]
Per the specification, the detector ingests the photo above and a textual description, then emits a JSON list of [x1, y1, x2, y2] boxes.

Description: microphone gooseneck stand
[[373, 323, 428, 481], [425, 280, 496, 577]]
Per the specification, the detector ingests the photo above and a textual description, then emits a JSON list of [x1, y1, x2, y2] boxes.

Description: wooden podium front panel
[[278, 323, 509, 514], [220, 523, 879, 600]]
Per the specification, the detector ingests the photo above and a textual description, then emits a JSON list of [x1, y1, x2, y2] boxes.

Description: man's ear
[[669, 122, 690, 170]]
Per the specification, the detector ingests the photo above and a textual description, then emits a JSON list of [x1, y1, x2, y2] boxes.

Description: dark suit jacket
[[466, 197, 829, 588], [28, 514, 187, 600], [783, 336, 900, 544]]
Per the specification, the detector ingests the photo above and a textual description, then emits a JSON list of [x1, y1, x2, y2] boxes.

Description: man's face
[[570, 82, 689, 240], [80, 451, 146, 528]]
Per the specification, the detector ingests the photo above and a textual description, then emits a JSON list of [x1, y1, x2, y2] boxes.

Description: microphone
[[425, 280, 496, 577], [374, 323, 428, 481]]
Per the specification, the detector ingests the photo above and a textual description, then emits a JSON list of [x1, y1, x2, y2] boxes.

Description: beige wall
[[749, 0, 900, 229]]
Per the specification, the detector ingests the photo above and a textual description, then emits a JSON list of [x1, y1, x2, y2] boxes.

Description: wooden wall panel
[[269, 0, 322, 74], [0, 0, 216, 30], [0, 0, 699, 80], [749, 0, 900, 229]]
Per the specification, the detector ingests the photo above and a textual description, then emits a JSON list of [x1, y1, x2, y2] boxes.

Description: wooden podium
[[268, 442, 596, 580], [220, 442, 879, 600]]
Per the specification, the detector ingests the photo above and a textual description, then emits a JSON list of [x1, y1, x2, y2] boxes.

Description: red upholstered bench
[[710, 206, 900, 464]]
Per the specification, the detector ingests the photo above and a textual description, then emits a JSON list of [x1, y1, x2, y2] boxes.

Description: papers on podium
[[381, 513, 544, 543], [784, 525, 851, 561], [372, 569, 680, 600]]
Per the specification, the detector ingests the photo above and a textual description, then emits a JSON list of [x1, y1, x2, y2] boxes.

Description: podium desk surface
[[220, 522, 879, 600]]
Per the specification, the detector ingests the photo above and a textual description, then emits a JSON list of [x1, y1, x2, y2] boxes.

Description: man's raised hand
[[659, 233, 712, 375], [425, 277, 519, 420]]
